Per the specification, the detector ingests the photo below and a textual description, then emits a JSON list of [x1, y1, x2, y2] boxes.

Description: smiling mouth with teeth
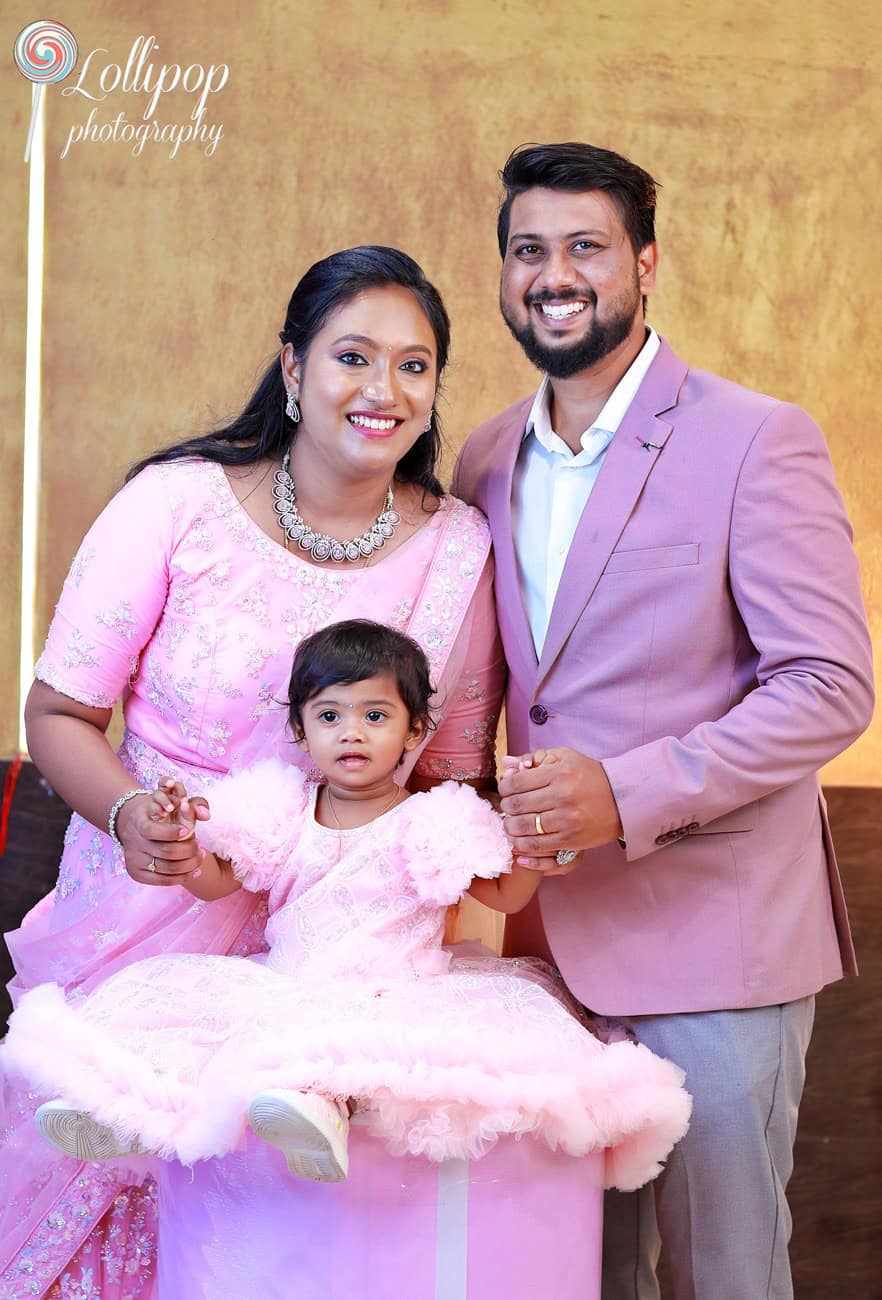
[[347, 414, 401, 432], [537, 301, 588, 320]]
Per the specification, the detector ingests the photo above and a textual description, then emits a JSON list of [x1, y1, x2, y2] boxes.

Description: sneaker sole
[[35, 1103, 132, 1162], [247, 1095, 347, 1182]]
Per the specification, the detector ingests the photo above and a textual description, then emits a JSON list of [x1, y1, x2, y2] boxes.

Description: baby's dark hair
[[287, 619, 435, 739]]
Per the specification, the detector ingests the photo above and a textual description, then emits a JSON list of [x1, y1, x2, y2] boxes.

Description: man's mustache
[[524, 288, 597, 307]]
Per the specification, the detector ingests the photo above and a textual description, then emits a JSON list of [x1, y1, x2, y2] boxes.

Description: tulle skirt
[[3, 951, 690, 1191]]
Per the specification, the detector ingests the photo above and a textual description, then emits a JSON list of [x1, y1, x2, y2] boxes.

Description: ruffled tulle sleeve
[[198, 758, 311, 892], [34, 465, 179, 709], [399, 782, 512, 907]]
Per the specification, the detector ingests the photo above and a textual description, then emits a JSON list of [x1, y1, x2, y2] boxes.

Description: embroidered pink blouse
[[36, 459, 502, 786]]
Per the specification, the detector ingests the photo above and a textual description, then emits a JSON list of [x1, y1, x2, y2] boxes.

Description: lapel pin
[[636, 437, 663, 451]]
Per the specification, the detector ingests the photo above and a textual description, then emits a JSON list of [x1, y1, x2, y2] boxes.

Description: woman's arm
[[26, 680, 124, 828], [25, 681, 200, 883], [26, 465, 203, 885]]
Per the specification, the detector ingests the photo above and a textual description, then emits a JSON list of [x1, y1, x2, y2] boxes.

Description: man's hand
[[498, 747, 623, 870]]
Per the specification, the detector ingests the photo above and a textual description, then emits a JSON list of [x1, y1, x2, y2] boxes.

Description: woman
[[0, 247, 504, 1298]]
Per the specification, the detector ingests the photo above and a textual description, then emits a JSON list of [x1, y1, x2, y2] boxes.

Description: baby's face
[[300, 672, 423, 791]]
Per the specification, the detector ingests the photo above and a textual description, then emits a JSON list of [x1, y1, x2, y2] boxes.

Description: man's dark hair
[[287, 619, 435, 738], [497, 142, 658, 258]]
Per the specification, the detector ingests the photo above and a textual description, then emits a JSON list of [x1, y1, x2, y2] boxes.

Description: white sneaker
[[34, 1100, 139, 1162], [247, 1090, 349, 1182]]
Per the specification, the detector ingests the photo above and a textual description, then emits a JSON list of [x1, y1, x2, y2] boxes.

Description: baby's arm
[[499, 748, 556, 777], [467, 861, 541, 915], [466, 750, 560, 913], [153, 778, 242, 902]]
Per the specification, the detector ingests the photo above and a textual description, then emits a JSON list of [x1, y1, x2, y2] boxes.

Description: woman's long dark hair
[[127, 246, 450, 496]]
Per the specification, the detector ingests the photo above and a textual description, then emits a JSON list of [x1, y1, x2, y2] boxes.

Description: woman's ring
[[555, 849, 579, 866], [535, 812, 546, 835], [146, 858, 157, 872]]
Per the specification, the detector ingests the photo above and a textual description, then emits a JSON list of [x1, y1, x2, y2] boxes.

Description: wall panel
[[1, 0, 878, 774]]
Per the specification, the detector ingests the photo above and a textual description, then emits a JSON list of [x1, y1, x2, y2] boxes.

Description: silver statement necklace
[[272, 451, 401, 563]]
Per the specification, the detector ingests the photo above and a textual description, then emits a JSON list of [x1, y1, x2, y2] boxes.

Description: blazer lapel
[[536, 341, 688, 689], [484, 399, 540, 678]]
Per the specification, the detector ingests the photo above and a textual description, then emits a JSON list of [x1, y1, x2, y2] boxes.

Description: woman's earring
[[285, 391, 301, 423], [423, 409, 434, 434]]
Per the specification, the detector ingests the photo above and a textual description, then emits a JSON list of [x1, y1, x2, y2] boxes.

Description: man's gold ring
[[535, 813, 546, 835], [146, 858, 157, 872]]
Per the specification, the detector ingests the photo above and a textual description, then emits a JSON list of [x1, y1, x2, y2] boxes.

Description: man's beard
[[500, 282, 641, 380]]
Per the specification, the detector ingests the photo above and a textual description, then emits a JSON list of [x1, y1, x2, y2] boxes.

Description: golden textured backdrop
[[2, 0, 879, 780]]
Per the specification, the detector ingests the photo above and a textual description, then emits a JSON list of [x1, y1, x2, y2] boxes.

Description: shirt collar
[[525, 327, 660, 454]]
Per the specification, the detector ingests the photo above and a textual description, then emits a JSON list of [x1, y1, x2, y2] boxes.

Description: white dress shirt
[[511, 328, 660, 656]]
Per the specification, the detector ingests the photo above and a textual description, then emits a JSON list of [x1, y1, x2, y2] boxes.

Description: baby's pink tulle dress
[[4, 762, 690, 1190]]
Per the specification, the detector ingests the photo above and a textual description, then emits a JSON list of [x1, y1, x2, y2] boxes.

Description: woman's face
[[283, 284, 438, 482]]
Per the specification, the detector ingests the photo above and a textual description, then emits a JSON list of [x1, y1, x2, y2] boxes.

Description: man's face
[[499, 187, 657, 379]]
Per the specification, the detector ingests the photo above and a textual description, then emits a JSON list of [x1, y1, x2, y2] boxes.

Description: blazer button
[[529, 704, 549, 725], [655, 833, 671, 846], [685, 821, 700, 833]]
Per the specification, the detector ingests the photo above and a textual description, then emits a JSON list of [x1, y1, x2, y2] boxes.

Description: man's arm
[[606, 402, 873, 859], [502, 403, 874, 863]]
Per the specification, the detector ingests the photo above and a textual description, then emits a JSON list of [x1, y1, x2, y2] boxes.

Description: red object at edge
[[0, 752, 24, 857]]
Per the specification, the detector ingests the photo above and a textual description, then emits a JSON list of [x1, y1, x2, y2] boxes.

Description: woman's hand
[[116, 779, 210, 887]]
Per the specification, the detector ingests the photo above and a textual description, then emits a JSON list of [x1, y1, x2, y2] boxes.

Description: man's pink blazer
[[454, 339, 874, 1016]]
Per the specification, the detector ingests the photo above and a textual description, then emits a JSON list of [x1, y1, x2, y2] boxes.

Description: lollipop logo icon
[[14, 19, 78, 162]]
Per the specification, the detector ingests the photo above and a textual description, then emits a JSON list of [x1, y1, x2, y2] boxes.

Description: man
[[453, 142, 874, 1299]]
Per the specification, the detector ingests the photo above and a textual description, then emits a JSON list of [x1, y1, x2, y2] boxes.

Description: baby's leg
[[247, 1091, 349, 1182], [34, 1099, 144, 1161]]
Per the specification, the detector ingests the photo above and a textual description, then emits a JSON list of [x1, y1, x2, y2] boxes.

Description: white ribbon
[[434, 1157, 470, 1300]]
